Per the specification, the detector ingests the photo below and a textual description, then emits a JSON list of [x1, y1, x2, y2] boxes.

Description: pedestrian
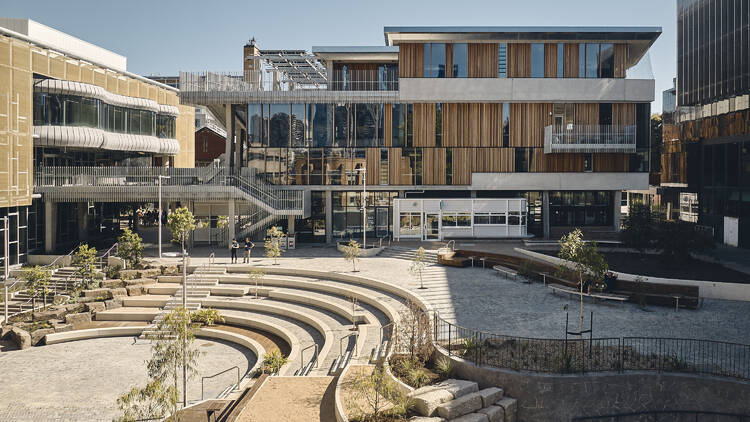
[[230, 238, 239, 263], [243, 237, 255, 263]]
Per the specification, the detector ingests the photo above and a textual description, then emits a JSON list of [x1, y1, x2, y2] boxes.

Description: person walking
[[243, 237, 255, 263], [230, 238, 239, 263]]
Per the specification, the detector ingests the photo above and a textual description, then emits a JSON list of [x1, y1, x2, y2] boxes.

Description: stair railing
[[97, 242, 119, 270], [300, 343, 320, 371], [380, 322, 395, 345], [201, 365, 240, 401], [339, 332, 359, 358]]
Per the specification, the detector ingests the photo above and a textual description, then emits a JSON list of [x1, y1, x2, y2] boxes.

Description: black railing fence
[[434, 314, 750, 380], [572, 410, 750, 421]]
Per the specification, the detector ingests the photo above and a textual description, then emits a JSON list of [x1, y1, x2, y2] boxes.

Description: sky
[[4, 0, 676, 112]]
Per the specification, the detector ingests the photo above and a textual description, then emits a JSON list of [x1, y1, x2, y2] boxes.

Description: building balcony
[[543, 124, 636, 154]]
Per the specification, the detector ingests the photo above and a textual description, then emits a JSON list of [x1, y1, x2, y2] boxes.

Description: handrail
[[445, 240, 455, 252], [339, 332, 359, 358], [201, 365, 240, 401], [380, 322, 395, 345], [300, 343, 319, 371], [5, 242, 81, 299], [97, 242, 118, 269]]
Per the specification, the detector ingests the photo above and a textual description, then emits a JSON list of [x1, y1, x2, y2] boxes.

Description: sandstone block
[[433, 379, 479, 399], [125, 278, 155, 287], [1, 325, 12, 339], [83, 288, 109, 299], [109, 288, 128, 298], [34, 308, 66, 321], [9, 327, 31, 350], [408, 417, 446, 422], [410, 389, 454, 417], [53, 323, 73, 333], [478, 406, 504, 422], [101, 279, 124, 289], [31, 328, 55, 345], [138, 268, 160, 278], [126, 286, 144, 296], [118, 269, 139, 280], [65, 312, 92, 328], [452, 413, 489, 422], [495, 398, 517, 422], [105, 298, 122, 309], [84, 302, 106, 313], [437, 392, 482, 420], [478, 387, 504, 408]]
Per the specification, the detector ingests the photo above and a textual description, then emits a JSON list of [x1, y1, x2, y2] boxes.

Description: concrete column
[[228, 200, 236, 242], [224, 105, 233, 169], [543, 191, 550, 240], [325, 190, 333, 244], [76, 203, 88, 242], [287, 216, 295, 235], [613, 191, 622, 232], [44, 200, 56, 253]]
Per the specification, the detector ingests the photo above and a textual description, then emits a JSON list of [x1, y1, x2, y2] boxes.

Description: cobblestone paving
[[0, 337, 255, 422]]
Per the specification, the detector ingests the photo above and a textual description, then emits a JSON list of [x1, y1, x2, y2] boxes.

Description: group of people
[[230, 237, 255, 263]]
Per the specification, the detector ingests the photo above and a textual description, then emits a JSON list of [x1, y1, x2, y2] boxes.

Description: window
[[442, 213, 471, 227], [584, 153, 593, 172], [202, 138, 208, 152], [585, 43, 599, 78], [578, 43, 614, 78], [502, 103, 510, 147], [498, 43, 507, 78], [424, 43, 446, 78], [379, 149, 388, 185], [399, 212, 421, 236], [310, 104, 331, 147], [333, 105, 348, 147], [557, 43, 565, 77], [446, 148, 453, 185], [435, 103, 442, 146], [599, 103, 612, 125], [290, 103, 306, 147], [354, 103, 377, 147], [452, 43, 468, 77], [248, 103, 264, 146], [473, 212, 507, 225], [515, 148, 530, 172], [600, 43, 614, 78], [531, 43, 545, 78], [392, 104, 405, 147], [269, 104, 290, 147], [508, 211, 521, 225]]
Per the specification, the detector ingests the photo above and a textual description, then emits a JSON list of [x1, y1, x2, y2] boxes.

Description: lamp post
[[158, 175, 171, 259], [3, 216, 8, 325], [355, 168, 367, 248]]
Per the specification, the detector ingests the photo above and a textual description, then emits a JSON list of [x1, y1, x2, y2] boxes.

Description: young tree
[[20, 265, 51, 317], [557, 229, 608, 333], [264, 226, 284, 265], [249, 267, 266, 299], [117, 227, 144, 268], [394, 299, 433, 363], [342, 240, 361, 272], [116, 307, 203, 421], [72, 244, 98, 291], [166, 207, 197, 254], [409, 247, 427, 289], [345, 366, 407, 421]]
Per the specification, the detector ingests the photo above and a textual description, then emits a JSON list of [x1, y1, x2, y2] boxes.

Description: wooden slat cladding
[[509, 103, 552, 147], [594, 153, 629, 172], [468, 43, 498, 77], [508, 43, 530, 78], [442, 103, 501, 147], [445, 44, 454, 78], [613, 103, 636, 125], [399, 44, 424, 78], [575, 104, 599, 125], [366, 148, 380, 185], [413, 103, 436, 147], [563, 44, 579, 78], [473, 148, 514, 172], [540, 153, 584, 172], [423, 148, 446, 185], [544, 44, 557, 78], [451, 148, 473, 185], [388, 148, 413, 185], [614, 44, 628, 78]]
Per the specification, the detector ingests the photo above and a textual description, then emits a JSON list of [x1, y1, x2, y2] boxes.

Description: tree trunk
[[579, 270, 584, 333]]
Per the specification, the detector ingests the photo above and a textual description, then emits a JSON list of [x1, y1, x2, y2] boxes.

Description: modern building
[[179, 26, 660, 244], [664, 0, 750, 247], [0, 18, 195, 264]]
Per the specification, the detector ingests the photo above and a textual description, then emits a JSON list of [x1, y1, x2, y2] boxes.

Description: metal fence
[[434, 314, 750, 380], [572, 410, 750, 421]]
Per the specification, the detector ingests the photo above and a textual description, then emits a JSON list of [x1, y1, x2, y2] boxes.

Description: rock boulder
[[8, 327, 31, 350], [436, 392, 482, 420], [65, 312, 92, 328]]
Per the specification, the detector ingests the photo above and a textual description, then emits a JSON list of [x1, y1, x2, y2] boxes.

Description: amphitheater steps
[[378, 246, 439, 264]]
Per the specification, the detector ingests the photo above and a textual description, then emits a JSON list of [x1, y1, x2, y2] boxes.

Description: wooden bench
[[492, 265, 519, 280], [548, 284, 628, 303]]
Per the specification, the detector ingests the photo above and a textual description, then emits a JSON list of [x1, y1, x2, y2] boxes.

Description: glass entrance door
[[376, 207, 389, 238], [423, 213, 440, 240]]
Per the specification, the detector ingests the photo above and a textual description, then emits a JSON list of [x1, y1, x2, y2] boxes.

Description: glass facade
[[530, 43, 545, 78], [579, 43, 614, 78], [424, 43, 446, 78], [452, 43, 468, 78], [550, 191, 614, 226]]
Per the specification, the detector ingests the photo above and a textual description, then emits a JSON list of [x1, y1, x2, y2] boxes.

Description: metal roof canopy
[[258, 49, 327, 87]]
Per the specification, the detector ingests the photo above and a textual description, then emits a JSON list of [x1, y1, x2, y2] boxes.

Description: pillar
[[325, 190, 333, 244], [287, 216, 295, 235], [543, 191, 550, 240], [44, 200, 56, 253], [224, 105, 234, 169], [228, 200, 236, 243], [76, 203, 88, 242], [613, 191, 622, 232]]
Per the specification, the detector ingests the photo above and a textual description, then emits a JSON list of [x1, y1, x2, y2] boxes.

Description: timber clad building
[[180, 27, 659, 243]]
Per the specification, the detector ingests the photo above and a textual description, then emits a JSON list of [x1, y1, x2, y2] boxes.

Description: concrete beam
[[471, 172, 648, 191]]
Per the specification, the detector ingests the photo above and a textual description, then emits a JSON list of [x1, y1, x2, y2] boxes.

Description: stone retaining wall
[[435, 346, 750, 421]]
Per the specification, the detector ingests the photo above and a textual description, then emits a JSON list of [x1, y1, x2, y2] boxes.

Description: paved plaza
[[0, 337, 255, 422]]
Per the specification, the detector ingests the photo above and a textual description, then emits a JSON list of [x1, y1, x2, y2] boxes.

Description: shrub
[[105, 265, 122, 280], [72, 244, 98, 291], [116, 228, 143, 267], [190, 308, 224, 326], [434, 356, 454, 379], [517, 260, 537, 280], [261, 350, 288, 374], [656, 220, 714, 261]]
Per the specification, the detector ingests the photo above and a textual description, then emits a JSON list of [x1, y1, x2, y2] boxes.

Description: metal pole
[[182, 241, 187, 408], [361, 168, 366, 249], [3, 216, 8, 325], [158, 176, 162, 259]]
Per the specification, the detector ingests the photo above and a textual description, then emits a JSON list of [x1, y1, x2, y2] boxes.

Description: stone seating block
[[83, 288, 109, 299], [84, 302, 106, 314], [495, 398, 517, 422], [9, 327, 31, 350], [435, 379, 479, 399], [53, 323, 73, 333], [408, 417, 446, 422], [34, 308, 67, 321], [478, 405, 504, 422], [410, 389, 454, 417], [65, 312, 92, 328], [437, 392, 482, 420], [452, 413, 490, 422], [125, 278, 155, 287], [101, 279, 124, 289], [109, 288, 128, 298], [126, 286, 144, 296], [31, 328, 55, 346], [137, 268, 161, 278], [478, 387, 504, 408], [105, 299, 122, 309]]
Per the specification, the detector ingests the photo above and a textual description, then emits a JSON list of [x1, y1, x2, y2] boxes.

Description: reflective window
[[502, 103, 510, 147], [290, 104, 306, 147], [310, 104, 331, 147], [498, 43, 507, 78], [531, 43, 545, 78], [424, 43, 446, 78], [600, 43, 614, 78], [585, 43, 599, 78], [557, 43, 564, 78], [452, 43, 468, 78], [268, 104, 289, 147], [334, 105, 348, 147], [584, 153, 593, 172], [354, 104, 377, 147], [515, 148, 529, 172], [435, 103, 442, 147], [248, 104, 264, 146], [392, 104, 405, 147]]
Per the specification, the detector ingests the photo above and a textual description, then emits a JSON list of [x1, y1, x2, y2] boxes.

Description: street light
[[158, 175, 171, 259], [355, 168, 367, 248], [3, 216, 8, 325]]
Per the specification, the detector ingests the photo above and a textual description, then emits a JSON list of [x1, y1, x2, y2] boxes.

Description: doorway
[[423, 213, 440, 240]]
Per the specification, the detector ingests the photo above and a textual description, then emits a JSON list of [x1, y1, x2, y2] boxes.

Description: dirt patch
[[211, 324, 290, 357], [237, 376, 335, 422]]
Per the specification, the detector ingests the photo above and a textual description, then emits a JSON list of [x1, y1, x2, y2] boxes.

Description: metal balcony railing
[[544, 124, 637, 154], [33, 166, 303, 214]]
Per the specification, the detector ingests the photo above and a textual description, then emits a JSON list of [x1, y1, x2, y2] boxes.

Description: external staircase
[[378, 246, 439, 264]]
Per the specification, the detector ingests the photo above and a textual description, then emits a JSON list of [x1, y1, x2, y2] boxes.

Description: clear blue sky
[[4, 0, 676, 112]]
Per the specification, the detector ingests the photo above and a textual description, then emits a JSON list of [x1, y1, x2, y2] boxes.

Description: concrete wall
[[471, 172, 649, 191], [436, 347, 750, 422], [399, 78, 655, 103]]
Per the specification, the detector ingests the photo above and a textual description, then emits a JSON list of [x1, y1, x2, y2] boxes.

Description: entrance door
[[423, 213, 440, 240], [376, 207, 389, 238]]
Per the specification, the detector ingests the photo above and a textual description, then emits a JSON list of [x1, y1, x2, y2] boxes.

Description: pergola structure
[[257, 50, 327, 88]]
